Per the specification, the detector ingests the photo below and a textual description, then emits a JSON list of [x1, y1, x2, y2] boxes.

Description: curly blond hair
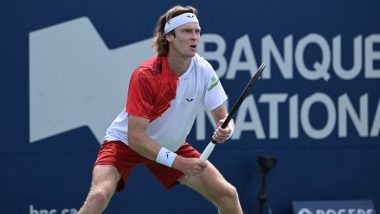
[[152, 5, 198, 56]]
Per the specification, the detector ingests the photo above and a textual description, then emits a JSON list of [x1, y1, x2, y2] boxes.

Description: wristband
[[156, 147, 177, 167]]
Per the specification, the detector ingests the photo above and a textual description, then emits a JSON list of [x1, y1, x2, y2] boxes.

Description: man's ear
[[165, 33, 174, 43]]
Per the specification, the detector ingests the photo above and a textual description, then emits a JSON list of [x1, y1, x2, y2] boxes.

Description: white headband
[[164, 13, 199, 34]]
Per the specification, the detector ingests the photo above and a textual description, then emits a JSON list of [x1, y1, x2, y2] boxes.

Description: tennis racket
[[200, 63, 267, 160]]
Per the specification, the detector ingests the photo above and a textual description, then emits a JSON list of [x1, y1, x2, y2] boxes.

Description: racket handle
[[200, 142, 216, 160]]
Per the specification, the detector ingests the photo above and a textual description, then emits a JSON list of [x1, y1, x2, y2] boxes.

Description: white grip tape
[[200, 142, 215, 160]]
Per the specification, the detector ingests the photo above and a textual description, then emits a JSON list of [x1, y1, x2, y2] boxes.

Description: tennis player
[[78, 5, 243, 214]]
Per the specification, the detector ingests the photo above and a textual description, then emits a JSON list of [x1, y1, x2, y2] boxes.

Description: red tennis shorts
[[94, 140, 201, 191]]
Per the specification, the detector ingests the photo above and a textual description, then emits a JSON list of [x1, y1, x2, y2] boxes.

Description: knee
[[89, 189, 113, 205], [225, 185, 239, 201], [216, 184, 239, 203]]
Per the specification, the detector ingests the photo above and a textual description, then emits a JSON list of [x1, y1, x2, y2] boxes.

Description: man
[[78, 5, 243, 214]]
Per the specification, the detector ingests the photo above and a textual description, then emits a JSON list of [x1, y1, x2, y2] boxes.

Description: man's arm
[[127, 115, 161, 160], [127, 115, 207, 175], [211, 104, 235, 143]]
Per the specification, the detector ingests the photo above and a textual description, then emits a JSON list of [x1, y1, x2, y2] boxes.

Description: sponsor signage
[[293, 200, 377, 214]]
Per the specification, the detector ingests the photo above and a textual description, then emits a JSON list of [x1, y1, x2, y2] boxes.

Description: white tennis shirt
[[104, 54, 227, 152]]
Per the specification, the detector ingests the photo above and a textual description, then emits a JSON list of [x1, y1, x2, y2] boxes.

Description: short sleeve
[[203, 70, 228, 111], [126, 68, 155, 119]]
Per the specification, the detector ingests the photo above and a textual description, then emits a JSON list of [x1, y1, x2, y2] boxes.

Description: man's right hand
[[172, 156, 208, 177]]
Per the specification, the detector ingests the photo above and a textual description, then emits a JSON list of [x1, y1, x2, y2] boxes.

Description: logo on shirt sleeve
[[207, 76, 220, 91]]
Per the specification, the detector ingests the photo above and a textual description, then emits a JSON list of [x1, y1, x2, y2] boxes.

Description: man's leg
[[179, 162, 243, 214], [78, 165, 121, 214]]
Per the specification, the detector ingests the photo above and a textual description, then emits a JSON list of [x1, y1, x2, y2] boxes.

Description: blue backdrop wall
[[1, 0, 379, 213]]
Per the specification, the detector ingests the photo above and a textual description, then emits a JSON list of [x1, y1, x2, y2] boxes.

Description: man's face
[[167, 22, 201, 58]]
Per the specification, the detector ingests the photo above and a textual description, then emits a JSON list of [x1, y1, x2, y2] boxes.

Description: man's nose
[[190, 31, 199, 40]]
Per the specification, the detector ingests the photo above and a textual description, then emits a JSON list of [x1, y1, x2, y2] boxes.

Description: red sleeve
[[126, 68, 155, 119]]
